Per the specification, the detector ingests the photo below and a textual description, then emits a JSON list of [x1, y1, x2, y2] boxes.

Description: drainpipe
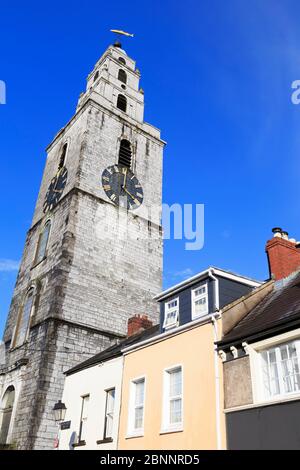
[[208, 268, 222, 450], [208, 268, 219, 312]]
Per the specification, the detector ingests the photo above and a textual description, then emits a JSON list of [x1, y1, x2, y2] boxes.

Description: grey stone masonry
[[0, 43, 165, 449]]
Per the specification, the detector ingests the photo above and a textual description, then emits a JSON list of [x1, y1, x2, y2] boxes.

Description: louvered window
[[58, 143, 68, 170], [94, 70, 99, 82], [118, 69, 127, 84], [118, 139, 132, 168], [117, 94, 127, 112]]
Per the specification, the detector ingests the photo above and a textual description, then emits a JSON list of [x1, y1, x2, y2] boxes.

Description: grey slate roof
[[219, 270, 300, 346], [66, 324, 160, 376]]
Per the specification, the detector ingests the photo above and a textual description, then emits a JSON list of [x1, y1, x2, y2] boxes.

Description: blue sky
[[1, 0, 300, 336]]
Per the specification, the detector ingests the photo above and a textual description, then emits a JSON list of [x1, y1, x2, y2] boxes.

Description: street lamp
[[53, 400, 67, 423]]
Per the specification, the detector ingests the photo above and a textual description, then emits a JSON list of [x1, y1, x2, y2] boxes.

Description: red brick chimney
[[266, 228, 300, 280], [127, 314, 153, 337]]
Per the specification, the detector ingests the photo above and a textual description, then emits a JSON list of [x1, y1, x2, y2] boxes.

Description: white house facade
[[58, 356, 123, 450]]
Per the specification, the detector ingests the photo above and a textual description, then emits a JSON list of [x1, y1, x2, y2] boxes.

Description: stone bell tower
[[0, 41, 165, 449]]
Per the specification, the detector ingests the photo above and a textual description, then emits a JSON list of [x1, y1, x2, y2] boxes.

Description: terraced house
[[58, 267, 260, 450], [218, 228, 300, 450]]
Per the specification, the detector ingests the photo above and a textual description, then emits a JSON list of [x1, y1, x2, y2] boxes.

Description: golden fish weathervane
[[110, 29, 134, 37]]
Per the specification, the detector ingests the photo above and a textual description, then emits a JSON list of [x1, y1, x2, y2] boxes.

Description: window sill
[[72, 440, 86, 448], [125, 432, 144, 439], [31, 256, 47, 270], [160, 426, 183, 435], [96, 437, 113, 445], [9, 341, 29, 353], [191, 312, 208, 321], [163, 323, 179, 331]]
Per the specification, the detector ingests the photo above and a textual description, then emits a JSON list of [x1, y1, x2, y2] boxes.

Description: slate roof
[[66, 324, 160, 376], [219, 270, 300, 346]]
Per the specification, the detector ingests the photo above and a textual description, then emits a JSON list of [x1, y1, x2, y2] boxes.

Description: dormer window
[[192, 284, 208, 319], [118, 69, 127, 84], [118, 57, 126, 65], [118, 139, 132, 168], [117, 94, 127, 112], [163, 298, 179, 330]]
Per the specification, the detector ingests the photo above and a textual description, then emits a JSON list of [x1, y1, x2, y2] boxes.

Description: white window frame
[[127, 376, 146, 438], [191, 283, 208, 320], [163, 298, 179, 330], [103, 388, 115, 440], [79, 394, 89, 443], [248, 328, 300, 405], [161, 364, 183, 434]]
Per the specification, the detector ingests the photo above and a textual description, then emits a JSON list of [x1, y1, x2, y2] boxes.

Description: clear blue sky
[[1, 0, 300, 336]]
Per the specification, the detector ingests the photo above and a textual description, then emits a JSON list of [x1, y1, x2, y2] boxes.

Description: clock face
[[43, 167, 68, 213], [102, 165, 144, 210]]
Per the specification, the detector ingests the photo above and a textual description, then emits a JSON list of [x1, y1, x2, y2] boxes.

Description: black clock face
[[43, 167, 68, 213], [102, 165, 144, 210]]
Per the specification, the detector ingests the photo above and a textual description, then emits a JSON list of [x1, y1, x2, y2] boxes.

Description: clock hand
[[123, 187, 135, 200], [122, 168, 127, 189]]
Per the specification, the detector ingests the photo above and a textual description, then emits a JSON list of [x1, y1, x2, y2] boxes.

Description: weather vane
[[110, 29, 134, 48]]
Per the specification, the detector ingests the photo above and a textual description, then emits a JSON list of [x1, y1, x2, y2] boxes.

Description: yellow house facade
[[118, 316, 226, 450], [118, 267, 263, 450]]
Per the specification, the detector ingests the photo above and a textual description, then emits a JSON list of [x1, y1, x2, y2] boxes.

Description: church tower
[[0, 41, 165, 449]]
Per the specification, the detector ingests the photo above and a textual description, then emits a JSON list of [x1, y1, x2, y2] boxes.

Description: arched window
[[13, 289, 34, 348], [118, 69, 127, 84], [93, 70, 99, 82], [35, 220, 51, 265], [58, 143, 68, 170], [118, 57, 126, 65], [118, 139, 132, 168], [117, 94, 127, 112], [0, 386, 15, 445]]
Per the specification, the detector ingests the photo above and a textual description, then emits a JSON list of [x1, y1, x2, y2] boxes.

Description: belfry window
[[118, 69, 127, 84], [13, 289, 34, 347], [35, 220, 51, 265], [117, 94, 127, 112], [118, 139, 132, 168], [118, 57, 126, 65], [93, 71, 99, 82], [58, 143, 68, 170]]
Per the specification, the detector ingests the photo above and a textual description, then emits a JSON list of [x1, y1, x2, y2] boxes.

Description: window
[[0, 386, 15, 445], [260, 340, 300, 399], [58, 143, 68, 170], [192, 284, 208, 319], [79, 395, 89, 442], [162, 366, 183, 432], [93, 70, 99, 82], [103, 388, 115, 440], [118, 139, 132, 168], [163, 298, 179, 330], [35, 220, 51, 265], [118, 69, 127, 84], [118, 57, 126, 65], [128, 378, 145, 435], [13, 289, 34, 347], [117, 94, 127, 112]]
